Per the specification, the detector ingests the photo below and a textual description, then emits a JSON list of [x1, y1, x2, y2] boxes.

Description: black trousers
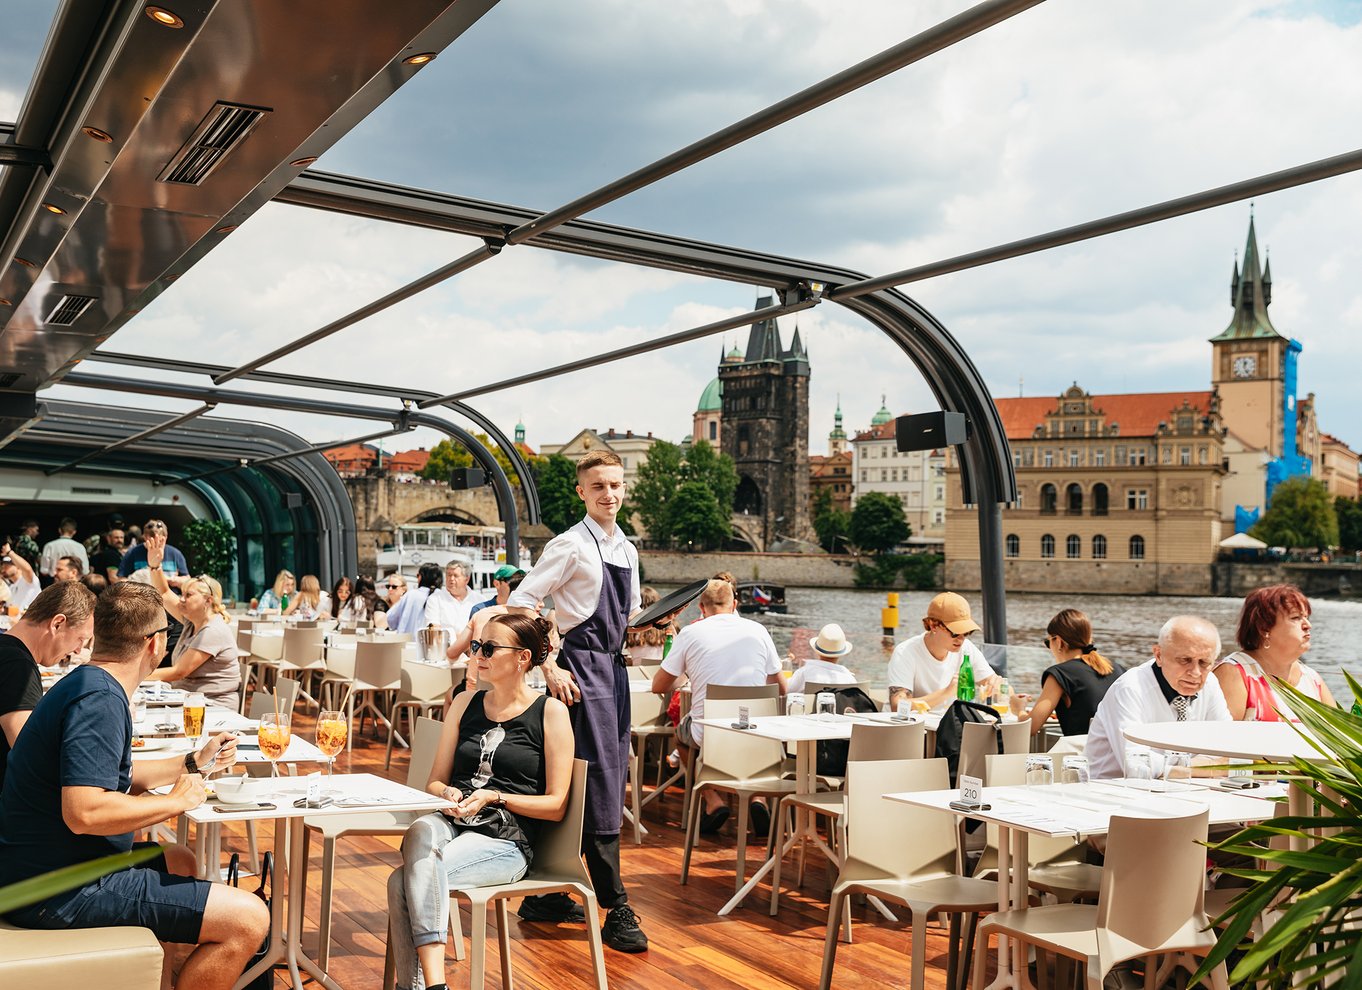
[[582, 831, 626, 910]]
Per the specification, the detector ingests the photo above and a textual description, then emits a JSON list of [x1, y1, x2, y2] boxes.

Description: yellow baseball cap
[[925, 591, 980, 636]]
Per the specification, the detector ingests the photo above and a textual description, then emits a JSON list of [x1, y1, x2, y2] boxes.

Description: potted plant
[[181, 518, 237, 580], [1197, 672, 1362, 988]]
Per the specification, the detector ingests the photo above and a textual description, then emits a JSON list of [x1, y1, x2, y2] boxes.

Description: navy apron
[[559, 530, 632, 835]]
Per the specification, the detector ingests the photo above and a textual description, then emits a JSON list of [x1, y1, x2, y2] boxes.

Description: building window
[[935, 485, 944, 500], [1131, 448, 1147, 466], [1094, 447, 1106, 466], [880, 469, 887, 482], [933, 509, 943, 524], [709, 421, 717, 441], [890, 468, 899, 482], [1180, 446, 1191, 465], [860, 470, 867, 482], [1126, 489, 1148, 510], [1005, 534, 1020, 558], [1129, 535, 1146, 560], [1068, 449, 1080, 467], [1092, 534, 1107, 559], [1041, 534, 1055, 558], [1066, 483, 1083, 515], [1066, 534, 1081, 559], [1092, 483, 1109, 516], [1043, 450, 1054, 468], [1040, 483, 1057, 514], [1013, 451, 1022, 468]]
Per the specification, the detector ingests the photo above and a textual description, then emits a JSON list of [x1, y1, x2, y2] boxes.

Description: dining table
[[886, 778, 1280, 990], [183, 773, 453, 990]]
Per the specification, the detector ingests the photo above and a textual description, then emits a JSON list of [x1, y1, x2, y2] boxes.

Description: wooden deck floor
[[226, 711, 983, 990]]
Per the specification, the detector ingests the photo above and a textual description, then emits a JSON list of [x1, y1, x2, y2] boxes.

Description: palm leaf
[[0, 845, 162, 914]]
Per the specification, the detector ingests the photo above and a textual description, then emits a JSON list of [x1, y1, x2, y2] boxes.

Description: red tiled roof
[[995, 391, 1213, 441], [851, 422, 897, 442], [387, 449, 431, 472]]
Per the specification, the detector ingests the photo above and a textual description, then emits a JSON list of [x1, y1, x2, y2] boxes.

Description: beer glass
[[258, 712, 292, 778], [183, 693, 206, 749]]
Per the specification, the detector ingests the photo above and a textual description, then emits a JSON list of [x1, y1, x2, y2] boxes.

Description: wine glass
[[258, 712, 291, 779], [316, 710, 348, 790]]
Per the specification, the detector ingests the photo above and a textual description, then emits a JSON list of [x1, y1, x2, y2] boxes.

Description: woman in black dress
[[1014, 608, 1120, 736]]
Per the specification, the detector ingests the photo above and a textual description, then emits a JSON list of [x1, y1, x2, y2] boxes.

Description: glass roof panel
[[0, 1, 60, 119]]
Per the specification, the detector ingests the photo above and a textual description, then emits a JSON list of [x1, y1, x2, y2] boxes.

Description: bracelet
[[494, 790, 504, 807]]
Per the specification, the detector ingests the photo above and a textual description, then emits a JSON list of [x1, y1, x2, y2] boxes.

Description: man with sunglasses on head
[[887, 591, 998, 714]]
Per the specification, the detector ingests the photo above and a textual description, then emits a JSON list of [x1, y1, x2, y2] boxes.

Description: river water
[[654, 586, 1362, 702]]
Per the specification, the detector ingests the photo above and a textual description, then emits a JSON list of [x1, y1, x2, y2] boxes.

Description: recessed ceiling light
[[144, 6, 183, 28], [42, 203, 66, 215], [82, 126, 113, 143], [402, 52, 436, 65], [289, 156, 318, 168], [216, 225, 238, 234], [14, 257, 36, 268]]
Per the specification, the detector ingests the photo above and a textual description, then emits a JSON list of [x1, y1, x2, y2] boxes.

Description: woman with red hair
[[1214, 584, 1336, 721]]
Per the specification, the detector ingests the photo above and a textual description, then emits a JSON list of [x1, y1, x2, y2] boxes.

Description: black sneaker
[[601, 905, 649, 953], [699, 805, 730, 834], [749, 800, 771, 838], [518, 893, 585, 923]]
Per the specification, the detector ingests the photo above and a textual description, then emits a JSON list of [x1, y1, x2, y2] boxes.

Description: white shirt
[[661, 611, 780, 743], [425, 586, 476, 631], [885, 633, 992, 713], [788, 657, 858, 694], [39, 537, 89, 577], [1086, 658, 1233, 780], [5, 574, 40, 610], [508, 516, 641, 633]]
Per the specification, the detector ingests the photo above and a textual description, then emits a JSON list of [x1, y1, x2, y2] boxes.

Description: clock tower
[[1210, 213, 1289, 457]]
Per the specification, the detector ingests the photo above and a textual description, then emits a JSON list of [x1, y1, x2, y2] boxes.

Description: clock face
[[1232, 355, 1257, 379]]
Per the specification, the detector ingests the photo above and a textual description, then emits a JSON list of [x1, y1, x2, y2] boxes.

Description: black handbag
[[452, 806, 534, 864], [227, 851, 273, 990], [934, 699, 1002, 785], [815, 687, 881, 776]]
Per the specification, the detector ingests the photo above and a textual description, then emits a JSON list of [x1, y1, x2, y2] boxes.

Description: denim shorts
[[7, 842, 211, 944]]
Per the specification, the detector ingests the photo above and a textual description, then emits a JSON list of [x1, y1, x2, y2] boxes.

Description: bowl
[[213, 775, 255, 805]]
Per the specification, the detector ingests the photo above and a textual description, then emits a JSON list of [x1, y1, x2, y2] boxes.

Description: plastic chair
[[707, 682, 781, 703], [958, 720, 1030, 784], [243, 628, 284, 695], [337, 640, 404, 750], [801, 680, 864, 698], [384, 661, 451, 769], [677, 682, 781, 828], [679, 695, 795, 903], [820, 758, 997, 990], [627, 687, 674, 844], [383, 759, 607, 990], [305, 716, 445, 971], [1047, 734, 1088, 757], [0, 920, 162, 989], [277, 626, 326, 709], [971, 808, 1229, 990], [772, 721, 927, 918], [318, 641, 357, 712]]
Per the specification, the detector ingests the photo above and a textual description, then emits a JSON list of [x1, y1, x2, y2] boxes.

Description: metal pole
[[417, 295, 819, 408], [829, 147, 1362, 300], [44, 402, 216, 474], [213, 0, 1042, 383]]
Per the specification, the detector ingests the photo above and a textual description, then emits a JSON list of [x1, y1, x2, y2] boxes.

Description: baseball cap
[[925, 591, 981, 636], [494, 564, 526, 581]]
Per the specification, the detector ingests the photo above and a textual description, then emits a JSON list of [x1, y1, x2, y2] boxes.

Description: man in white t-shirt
[[1, 543, 42, 610], [886, 592, 998, 714], [788, 623, 858, 693], [38, 518, 88, 580], [652, 578, 783, 834]]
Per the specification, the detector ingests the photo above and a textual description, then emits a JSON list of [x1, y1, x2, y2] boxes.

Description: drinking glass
[[1124, 747, 1153, 787], [815, 692, 836, 717], [182, 693, 206, 749], [130, 689, 147, 727], [258, 712, 292, 779], [1024, 755, 1054, 787], [1061, 756, 1090, 785], [1162, 751, 1193, 785], [315, 710, 348, 790], [786, 692, 807, 717]]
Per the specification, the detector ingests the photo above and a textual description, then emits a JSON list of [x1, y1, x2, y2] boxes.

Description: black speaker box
[[284, 492, 304, 509], [894, 411, 968, 452], [450, 467, 486, 490]]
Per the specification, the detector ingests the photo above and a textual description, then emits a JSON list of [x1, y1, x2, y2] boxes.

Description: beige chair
[[771, 721, 927, 919], [1047, 733, 1088, 757], [958, 720, 1030, 784], [243, 628, 284, 695], [971, 808, 1229, 990], [384, 661, 451, 769], [383, 759, 607, 990], [337, 640, 404, 750], [820, 758, 997, 990], [680, 695, 796, 903], [277, 626, 326, 709], [306, 716, 445, 971], [626, 687, 674, 844], [318, 641, 357, 712], [248, 680, 300, 722], [676, 682, 781, 829], [0, 920, 162, 988], [707, 682, 781, 703], [801, 680, 864, 699]]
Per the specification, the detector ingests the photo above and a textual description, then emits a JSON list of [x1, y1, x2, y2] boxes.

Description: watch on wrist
[[183, 753, 199, 775]]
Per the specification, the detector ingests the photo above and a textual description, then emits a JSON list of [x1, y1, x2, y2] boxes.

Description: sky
[[3, 0, 1362, 461]]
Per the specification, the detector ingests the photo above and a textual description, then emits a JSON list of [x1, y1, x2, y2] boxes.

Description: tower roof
[[829, 398, 847, 440], [870, 394, 893, 426], [696, 377, 723, 412], [1211, 212, 1281, 342], [742, 294, 782, 362]]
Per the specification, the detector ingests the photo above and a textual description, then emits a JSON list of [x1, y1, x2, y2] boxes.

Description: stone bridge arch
[[729, 513, 764, 551]]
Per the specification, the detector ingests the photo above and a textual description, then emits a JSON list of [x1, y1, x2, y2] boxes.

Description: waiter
[[507, 449, 656, 953]]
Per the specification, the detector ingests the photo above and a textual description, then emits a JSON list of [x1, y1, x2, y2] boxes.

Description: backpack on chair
[[814, 686, 880, 776], [934, 699, 1002, 786]]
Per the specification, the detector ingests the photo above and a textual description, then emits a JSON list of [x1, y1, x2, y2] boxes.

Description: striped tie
[[1172, 696, 1190, 721]]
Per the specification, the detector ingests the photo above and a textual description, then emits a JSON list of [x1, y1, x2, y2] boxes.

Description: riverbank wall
[[944, 558, 1362, 598], [640, 551, 862, 588]]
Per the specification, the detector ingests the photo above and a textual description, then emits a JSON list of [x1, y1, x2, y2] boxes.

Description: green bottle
[[662, 633, 674, 660], [281, 592, 289, 610], [957, 655, 975, 702]]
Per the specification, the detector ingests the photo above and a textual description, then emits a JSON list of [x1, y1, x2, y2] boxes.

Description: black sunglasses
[[144, 625, 170, 639], [469, 640, 526, 659]]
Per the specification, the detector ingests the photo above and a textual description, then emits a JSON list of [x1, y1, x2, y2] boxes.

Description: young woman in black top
[[1013, 608, 1120, 737], [388, 613, 573, 990]]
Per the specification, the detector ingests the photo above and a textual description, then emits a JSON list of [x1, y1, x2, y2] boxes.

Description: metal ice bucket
[[418, 626, 451, 663]]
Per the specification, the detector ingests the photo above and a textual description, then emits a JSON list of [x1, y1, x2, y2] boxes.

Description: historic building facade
[[850, 397, 947, 542], [809, 403, 853, 514]]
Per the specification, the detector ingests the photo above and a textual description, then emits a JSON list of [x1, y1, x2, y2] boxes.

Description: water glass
[[786, 692, 807, 717], [1124, 747, 1154, 786], [130, 689, 147, 726], [1024, 754, 1054, 787], [1061, 756, 1089, 784], [1163, 751, 1193, 784], [815, 692, 836, 717]]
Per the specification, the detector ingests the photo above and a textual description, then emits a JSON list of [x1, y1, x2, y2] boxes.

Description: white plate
[[131, 736, 170, 751]]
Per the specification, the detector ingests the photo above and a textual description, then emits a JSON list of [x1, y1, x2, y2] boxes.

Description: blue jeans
[[387, 813, 528, 990]]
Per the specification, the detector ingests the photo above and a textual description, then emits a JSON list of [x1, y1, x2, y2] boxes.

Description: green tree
[[533, 454, 584, 535], [181, 519, 237, 580], [419, 438, 473, 481], [667, 481, 730, 549], [682, 440, 738, 515], [812, 487, 852, 553], [1336, 496, 1362, 552], [1250, 477, 1339, 549], [630, 440, 686, 545], [849, 491, 911, 553]]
